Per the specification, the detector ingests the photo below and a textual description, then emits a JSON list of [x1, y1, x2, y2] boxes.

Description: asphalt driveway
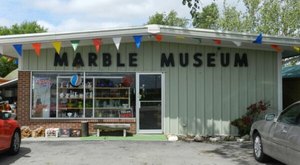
[[0, 140, 284, 165]]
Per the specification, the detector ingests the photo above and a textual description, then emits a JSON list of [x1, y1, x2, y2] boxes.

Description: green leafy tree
[[147, 10, 189, 27], [192, 3, 219, 29], [182, 0, 201, 18], [0, 57, 17, 77], [218, 1, 243, 32], [188, 0, 300, 37], [0, 21, 47, 35], [0, 21, 47, 77]]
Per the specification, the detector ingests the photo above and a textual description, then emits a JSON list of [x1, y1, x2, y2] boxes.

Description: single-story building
[[0, 25, 299, 136]]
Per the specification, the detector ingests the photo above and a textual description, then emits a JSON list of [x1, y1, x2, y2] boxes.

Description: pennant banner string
[[92, 39, 102, 53], [271, 44, 282, 53], [52, 41, 62, 54], [213, 39, 221, 45], [71, 40, 80, 51], [154, 34, 163, 42], [13, 44, 23, 56], [293, 46, 300, 53], [233, 41, 242, 47], [113, 37, 122, 50], [253, 33, 263, 44], [32, 43, 41, 56], [133, 35, 143, 48]]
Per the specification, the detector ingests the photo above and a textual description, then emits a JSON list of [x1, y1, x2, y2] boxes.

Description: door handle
[[282, 127, 288, 134]]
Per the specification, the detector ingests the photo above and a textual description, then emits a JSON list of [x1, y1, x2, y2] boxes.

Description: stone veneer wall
[[17, 71, 136, 134]]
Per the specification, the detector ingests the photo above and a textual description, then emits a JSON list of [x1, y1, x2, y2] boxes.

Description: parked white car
[[250, 101, 300, 165]]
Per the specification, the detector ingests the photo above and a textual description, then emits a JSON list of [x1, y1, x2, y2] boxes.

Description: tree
[[0, 21, 47, 35], [182, 0, 201, 18], [218, 2, 243, 32], [192, 3, 219, 29], [0, 57, 17, 78], [189, 0, 300, 37], [0, 21, 47, 77], [147, 10, 189, 27]]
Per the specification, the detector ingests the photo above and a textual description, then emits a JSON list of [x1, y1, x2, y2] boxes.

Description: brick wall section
[[17, 71, 136, 134]]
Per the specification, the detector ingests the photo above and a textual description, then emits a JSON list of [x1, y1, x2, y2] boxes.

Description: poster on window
[[32, 77, 52, 117]]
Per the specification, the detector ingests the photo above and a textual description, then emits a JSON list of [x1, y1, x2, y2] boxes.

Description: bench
[[93, 124, 131, 137]]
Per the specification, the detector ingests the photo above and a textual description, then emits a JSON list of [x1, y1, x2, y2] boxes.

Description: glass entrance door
[[136, 73, 163, 133]]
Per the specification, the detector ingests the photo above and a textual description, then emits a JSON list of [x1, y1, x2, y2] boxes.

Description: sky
[[0, 0, 243, 33]]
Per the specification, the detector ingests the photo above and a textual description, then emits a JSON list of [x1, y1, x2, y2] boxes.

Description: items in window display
[[70, 74, 82, 87]]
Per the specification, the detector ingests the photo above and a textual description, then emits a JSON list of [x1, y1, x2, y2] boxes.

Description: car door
[[286, 112, 300, 165], [0, 113, 5, 149], [273, 103, 300, 164], [0, 112, 12, 149]]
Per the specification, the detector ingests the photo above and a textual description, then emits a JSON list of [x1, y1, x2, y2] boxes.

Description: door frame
[[136, 72, 165, 134]]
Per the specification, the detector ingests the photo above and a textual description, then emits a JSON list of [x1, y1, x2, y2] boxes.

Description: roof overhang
[[0, 24, 299, 58], [0, 78, 18, 88]]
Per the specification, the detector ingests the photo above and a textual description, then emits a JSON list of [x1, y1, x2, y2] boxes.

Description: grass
[[80, 134, 168, 141]]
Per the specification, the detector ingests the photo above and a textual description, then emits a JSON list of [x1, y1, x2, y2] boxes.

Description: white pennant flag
[[113, 37, 122, 50], [0, 45, 3, 54], [233, 41, 242, 47]]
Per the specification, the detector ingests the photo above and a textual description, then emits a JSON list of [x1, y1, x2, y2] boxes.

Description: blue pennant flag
[[14, 59, 18, 65], [13, 44, 23, 56], [253, 33, 263, 44], [133, 35, 143, 48]]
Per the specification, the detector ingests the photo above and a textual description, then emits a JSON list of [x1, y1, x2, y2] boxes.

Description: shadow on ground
[[200, 142, 285, 165], [0, 147, 31, 164]]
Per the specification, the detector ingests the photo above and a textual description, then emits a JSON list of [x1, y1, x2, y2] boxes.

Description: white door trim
[[136, 72, 165, 134]]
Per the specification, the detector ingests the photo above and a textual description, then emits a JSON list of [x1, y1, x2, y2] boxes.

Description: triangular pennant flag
[[113, 37, 122, 50], [253, 33, 263, 44], [92, 39, 102, 53], [233, 41, 242, 47], [213, 39, 221, 45], [32, 43, 41, 56], [293, 46, 300, 53], [154, 34, 163, 42], [194, 38, 202, 43], [133, 35, 143, 48], [52, 41, 62, 54], [13, 44, 22, 56], [271, 44, 282, 53], [71, 40, 80, 51], [14, 59, 18, 65], [176, 36, 185, 40], [0, 45, 3, 54]]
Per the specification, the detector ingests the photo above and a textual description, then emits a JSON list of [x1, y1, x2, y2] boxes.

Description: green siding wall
[[22, 41, 278, 135]]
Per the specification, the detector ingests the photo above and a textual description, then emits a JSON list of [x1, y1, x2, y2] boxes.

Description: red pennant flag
[[213, 39, 221, 45], [32, 43, 41, 56], [93, 39, 102, 53], [154, 34, 163, 42], [271, 44, 282, 53]]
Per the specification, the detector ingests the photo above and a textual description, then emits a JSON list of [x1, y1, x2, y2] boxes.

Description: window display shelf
[[57, 76, 132, 118], [94, 107, 131, 110], [94, 97, 129, 100]]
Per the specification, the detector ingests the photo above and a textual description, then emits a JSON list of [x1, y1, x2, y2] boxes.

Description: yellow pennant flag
[[293, 46, 300, 53], [52, 41, 62, 54]]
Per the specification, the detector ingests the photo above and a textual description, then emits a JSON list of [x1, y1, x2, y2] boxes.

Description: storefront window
[[31, 72, 135, 119], [32, 74, 57, 118]]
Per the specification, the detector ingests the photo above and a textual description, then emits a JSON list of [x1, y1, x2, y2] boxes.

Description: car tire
[[8, 130, 21, 155], [253, 133, 269, 162]]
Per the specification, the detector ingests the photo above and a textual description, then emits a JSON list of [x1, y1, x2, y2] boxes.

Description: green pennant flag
[[71, 40, 80, 51]]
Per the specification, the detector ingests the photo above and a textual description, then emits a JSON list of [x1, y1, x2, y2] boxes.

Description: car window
[[278, 103, 300, 125]]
